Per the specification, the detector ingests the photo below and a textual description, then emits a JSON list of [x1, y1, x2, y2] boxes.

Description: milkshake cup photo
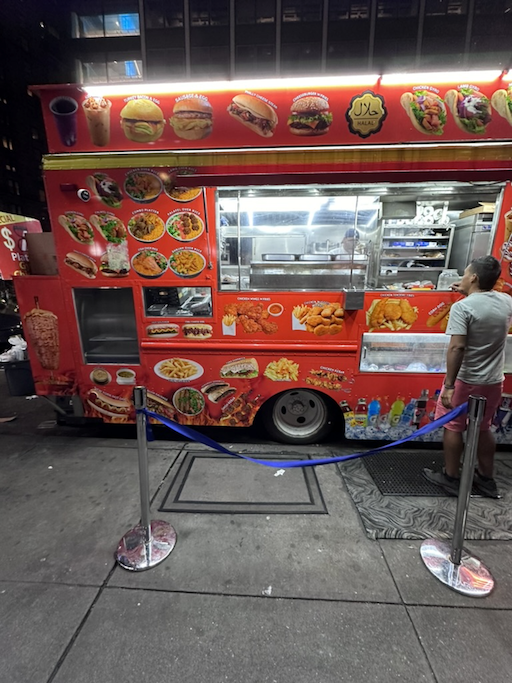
[[82, 96, 112, 147], [49, 96, 78, 147]]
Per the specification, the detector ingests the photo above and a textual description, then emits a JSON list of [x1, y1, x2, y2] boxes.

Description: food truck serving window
[[143, 286, 212, 317], [218, 187, 376, 291], [217, 183, 503, 292]]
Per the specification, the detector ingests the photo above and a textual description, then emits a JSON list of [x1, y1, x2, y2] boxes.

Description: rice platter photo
[[124, 171, 162, 203], [131, 249, 167, 278], [168, 249, 206, 277], [166, 212, 204, 242], [128, 213, 165, 242], [164, 184, 202, 202], [172, 387, 205, 416]]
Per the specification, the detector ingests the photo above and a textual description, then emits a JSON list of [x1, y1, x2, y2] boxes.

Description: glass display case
[[73, 288, 139, 364], [360, 333, 449, 373], [143, 286, 212, 317]]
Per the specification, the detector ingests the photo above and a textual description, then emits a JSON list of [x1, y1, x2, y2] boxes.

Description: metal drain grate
[[363, 451, 449, 496]]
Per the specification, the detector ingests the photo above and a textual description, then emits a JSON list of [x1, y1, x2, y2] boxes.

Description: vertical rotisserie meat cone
[[24, 308, 60, 370]]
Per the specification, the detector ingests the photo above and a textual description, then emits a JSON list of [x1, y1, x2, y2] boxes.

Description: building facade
[[70, 0, 510, 84]]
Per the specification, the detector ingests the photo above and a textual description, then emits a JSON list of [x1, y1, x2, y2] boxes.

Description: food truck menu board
[[35, 78, 512, 154], [46, 169, 215, 285]]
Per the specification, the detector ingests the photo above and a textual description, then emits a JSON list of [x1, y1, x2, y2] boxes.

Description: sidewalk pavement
[[1, 422, 512, 683]]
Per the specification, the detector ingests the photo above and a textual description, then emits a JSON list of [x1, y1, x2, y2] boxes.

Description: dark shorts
[[435, 379, 503, 432]]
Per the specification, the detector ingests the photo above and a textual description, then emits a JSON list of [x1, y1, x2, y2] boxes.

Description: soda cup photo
[[49, 96, 78, 147]]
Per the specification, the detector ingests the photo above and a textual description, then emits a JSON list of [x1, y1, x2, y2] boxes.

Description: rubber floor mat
[[363, 451, 448, 496]]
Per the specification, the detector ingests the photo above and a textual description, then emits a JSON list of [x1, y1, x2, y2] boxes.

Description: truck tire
[[262, 389, 335, 444]]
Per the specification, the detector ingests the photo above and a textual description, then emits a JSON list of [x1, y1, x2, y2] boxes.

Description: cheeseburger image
[[119, 99, 165, 142], [287, 95, 332, 136], [227, 94, 278, 137], [169, 96, 213, 140]]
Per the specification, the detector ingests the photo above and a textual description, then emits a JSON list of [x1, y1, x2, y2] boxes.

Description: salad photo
[[400, 90, 447, 135], [90, 212, 127, 243], [132, 249, 167, 278], [124, 171, 163, 203], [445, 87, 492, 135], [166, 212, 204, 241]]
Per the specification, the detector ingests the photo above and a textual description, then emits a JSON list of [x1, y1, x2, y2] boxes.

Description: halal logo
[[346, 91, 387, 139]]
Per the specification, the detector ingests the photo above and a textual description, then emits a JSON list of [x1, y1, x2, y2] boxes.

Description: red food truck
[[14, 71, 512, 444]]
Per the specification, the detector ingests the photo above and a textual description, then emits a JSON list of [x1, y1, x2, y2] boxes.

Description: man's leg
[[477, 430, 495, 479], [443, 428, 464, 477]]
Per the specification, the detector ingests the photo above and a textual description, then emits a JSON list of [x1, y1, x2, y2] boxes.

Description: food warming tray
[[262, 254, 296, 261]]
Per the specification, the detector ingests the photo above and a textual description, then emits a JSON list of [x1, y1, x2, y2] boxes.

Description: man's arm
[[441, 334, 466, 408]]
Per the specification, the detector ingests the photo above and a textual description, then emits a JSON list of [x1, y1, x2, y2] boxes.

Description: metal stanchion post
[[115, 386, 177, 571], [420, 395, 495, 597]]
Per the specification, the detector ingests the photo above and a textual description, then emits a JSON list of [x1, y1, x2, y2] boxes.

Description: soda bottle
[[400, 399, 416, 426], [340, 400, 355, 426], [368, 397, 381, 427], [412, 389, 429, 429], [389, 396, 405, 426], [354, 398, 368, 427]]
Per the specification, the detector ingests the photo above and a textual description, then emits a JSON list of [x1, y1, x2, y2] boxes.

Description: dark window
[[475, 0, 509, 12], [190, 0, 229, 26], [425, 0, 468, 15], [281, 42, 322, 74], [237, 0, 276, 24], [283, 1, 323, 22], [235, 44, 275, 75], [191, 45, 229, 78], [377, 1, 419, 17], [145, 0, 184, 27], [329, 1, 370, 20], [147, 48, 186, 80]]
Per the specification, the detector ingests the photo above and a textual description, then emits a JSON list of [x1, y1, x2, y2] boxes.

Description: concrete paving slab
[[110, 456, 400, 603], [0, 581, 97, 683], [380, 539, 512, 609], [409, 605, 512, 683], [0, 433, 36, 456], [0, 443, 180, 585], [52, 589, 435, 683]]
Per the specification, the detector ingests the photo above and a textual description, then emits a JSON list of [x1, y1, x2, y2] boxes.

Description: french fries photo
[[264, 358, 299, 382]]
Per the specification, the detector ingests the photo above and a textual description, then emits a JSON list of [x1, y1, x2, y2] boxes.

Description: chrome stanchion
[[115, 386, 177, 571], [420, 395, 494, 597]]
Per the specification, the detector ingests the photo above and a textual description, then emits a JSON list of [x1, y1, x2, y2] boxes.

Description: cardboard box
[[459, 203, 496, 219], [26, 233, 58, 275]]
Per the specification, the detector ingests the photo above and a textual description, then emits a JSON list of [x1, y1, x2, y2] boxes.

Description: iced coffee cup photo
[[82, 96, 112, 147], [49, 96, 78, 147]]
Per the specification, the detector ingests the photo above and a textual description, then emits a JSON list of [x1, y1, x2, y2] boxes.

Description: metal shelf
[[383, 235, 450, 239], [382, 247, 446, 251]]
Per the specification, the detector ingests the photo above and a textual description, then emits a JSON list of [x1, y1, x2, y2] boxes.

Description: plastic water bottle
[[354, 398, 368, 427], [400, 399, 416, 426], [389, 397, 405, 426], [368, 398, 381, 427]]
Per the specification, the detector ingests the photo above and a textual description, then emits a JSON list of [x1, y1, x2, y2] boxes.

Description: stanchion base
[[420, 538, 494, 597], [115, 520, 177, 572]]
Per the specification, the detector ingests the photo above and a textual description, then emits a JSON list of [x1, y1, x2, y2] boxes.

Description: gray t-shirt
[[446, 291, 512, 384]]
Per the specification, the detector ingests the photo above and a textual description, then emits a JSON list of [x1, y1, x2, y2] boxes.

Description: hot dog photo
[[86, 388, 133, 423], [64, 252, 98, 279]]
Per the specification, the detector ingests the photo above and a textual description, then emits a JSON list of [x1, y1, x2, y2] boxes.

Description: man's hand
[[450, 282, 466, 295], [441, 387, 455, 409]]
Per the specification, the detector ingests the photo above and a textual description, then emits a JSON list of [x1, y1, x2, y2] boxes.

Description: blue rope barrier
[[140, 401, 468, 469]]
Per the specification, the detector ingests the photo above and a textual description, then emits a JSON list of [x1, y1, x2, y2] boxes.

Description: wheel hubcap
[[272, 390, 327, 440]]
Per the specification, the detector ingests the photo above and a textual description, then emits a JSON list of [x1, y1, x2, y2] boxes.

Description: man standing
[[423, 255, 512, 498], [329, 228, 364, 258]]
